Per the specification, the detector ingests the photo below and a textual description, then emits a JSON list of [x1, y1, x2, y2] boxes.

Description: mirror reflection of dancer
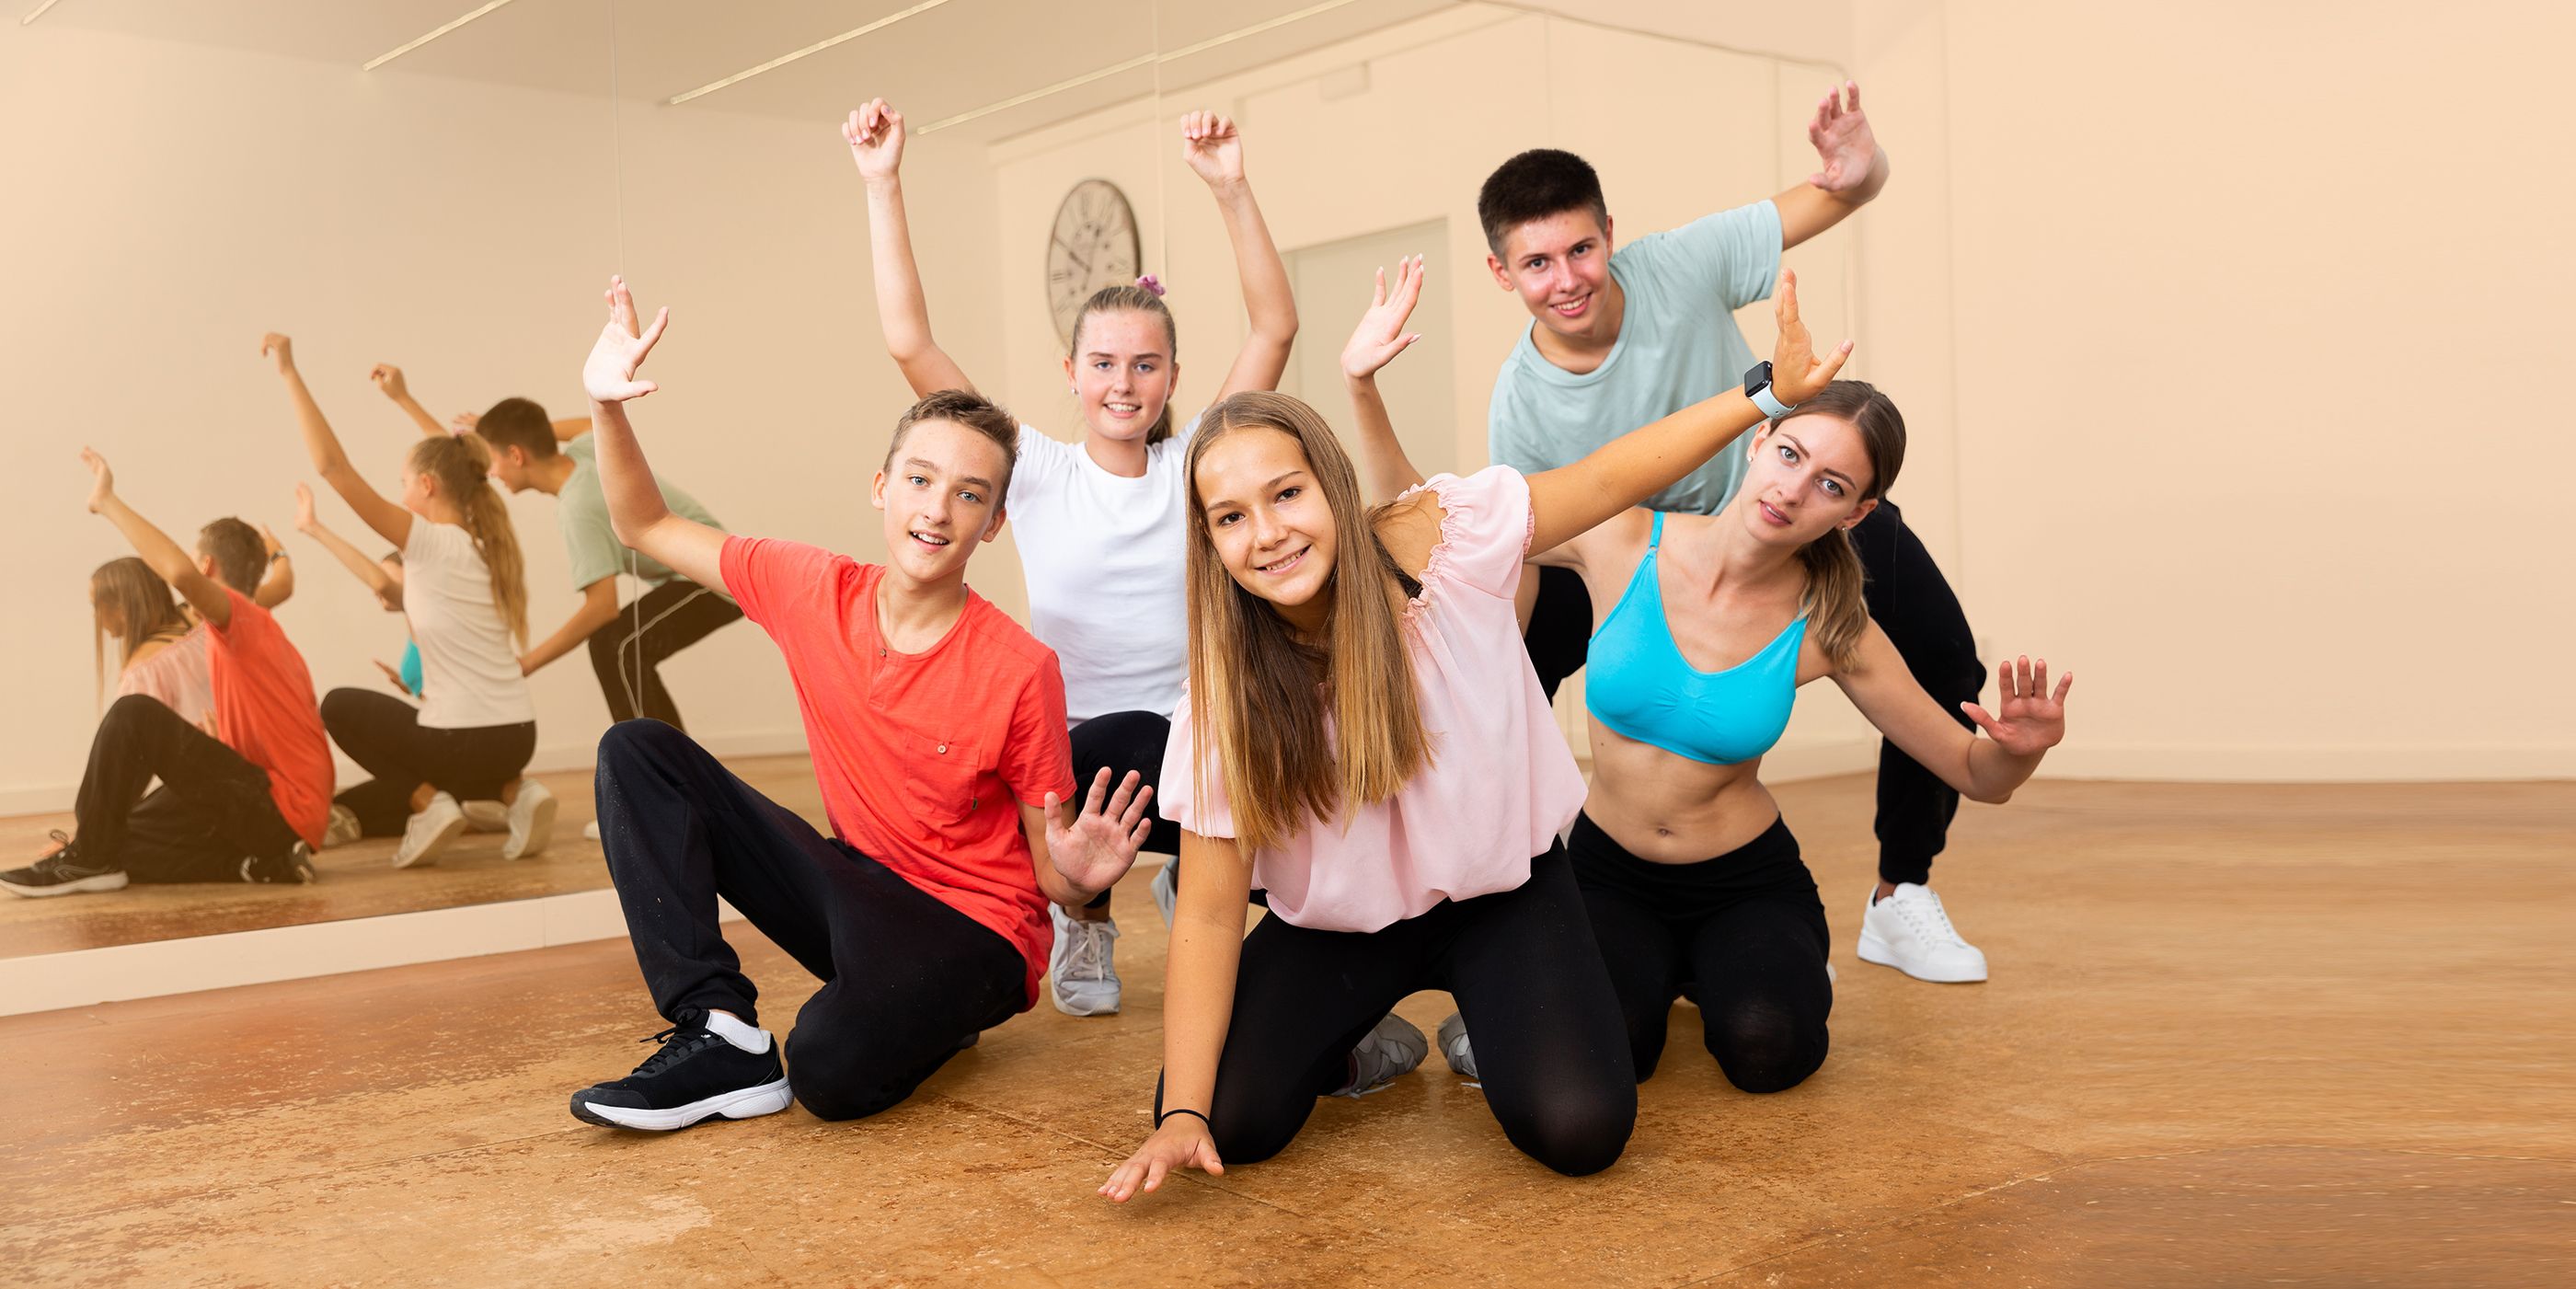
[[88, 523, 292, 731], [260, 335, 555, 868], [1099, 270, 1850, 1201], [1481, 85, 1996, 983], [3, 450, 330, 898], [850, 99, 1298, 1016], [567, 279, 1154, 1132], [1346, 259, 2072, 1095]]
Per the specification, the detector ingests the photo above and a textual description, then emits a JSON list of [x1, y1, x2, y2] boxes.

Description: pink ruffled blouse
[[1159, 466, 1588, 933]]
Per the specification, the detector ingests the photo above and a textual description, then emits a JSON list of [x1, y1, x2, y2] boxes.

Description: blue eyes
[[905, 475, 982, 504], [1777, 445, 1846, 497]]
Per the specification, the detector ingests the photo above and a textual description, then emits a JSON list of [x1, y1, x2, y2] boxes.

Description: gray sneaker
[[322, 803, 362, 849], [1149, 859, 1177, 929], [1047, 904, 1121, 1016], [501, 780, 558, 860], [1330, 1013, 1428, 1097], [1435, 1010, 1478, 1081], [392, 792, 466, 869]]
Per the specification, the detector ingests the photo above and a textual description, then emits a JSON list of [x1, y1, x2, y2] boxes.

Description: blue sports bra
[[1584, 512, 1806, 765]]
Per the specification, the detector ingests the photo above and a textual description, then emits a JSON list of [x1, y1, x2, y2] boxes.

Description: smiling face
[[1737, 414, 1881, 546], [1489, 210, 1616, 345], [1063, 308, 1176, 445], [871, 418, 1011, 586], [1193, 426, 1339, 629]]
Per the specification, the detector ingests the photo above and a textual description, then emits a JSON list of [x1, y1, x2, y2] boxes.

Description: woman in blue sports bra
[[1342, 259, 2075, 1097]]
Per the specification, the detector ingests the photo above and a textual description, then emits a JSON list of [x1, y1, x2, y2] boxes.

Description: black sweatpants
[[593, 719, 1027, 1122], [1071, 710, 1182, 912], [1524, 500, 1984, 885], [1176, 845, 1636, 1177], [320, 688, 535, 835], [1571, 812, 1833, 1092], [74, 694, 302, 882], [585, 579, 743, 730]]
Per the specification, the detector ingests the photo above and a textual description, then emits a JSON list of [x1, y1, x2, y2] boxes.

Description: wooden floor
[[4, 777, 2570, 1286]]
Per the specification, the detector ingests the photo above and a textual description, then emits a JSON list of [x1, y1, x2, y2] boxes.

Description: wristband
[[1750, 385, 1796, 420], [1156, 1107, 1212, 1131]]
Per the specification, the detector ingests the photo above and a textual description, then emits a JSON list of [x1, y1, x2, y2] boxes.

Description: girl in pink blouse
[[1101, 270, 1851, 1199]]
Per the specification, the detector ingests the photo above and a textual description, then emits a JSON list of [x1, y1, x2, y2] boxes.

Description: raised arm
[[1339, 255, 1430, 503], [518, 579, 621, 676], [1773, 80, 1891, 251], [252, 524, 295, 608], [292, 481, 403, 610], [81, 448, 234, 629], [1102, 826, 1248, 1203], [583, 276, 727, 591], [1180, 111, 1298, 402], [1524, 269, 1849, 554], [265, 334, 412, 549], [1837, 637, 2072, 804], [846, 99, 976, 398], [552, 416, 592, 443], [369, 363, 448, 438]]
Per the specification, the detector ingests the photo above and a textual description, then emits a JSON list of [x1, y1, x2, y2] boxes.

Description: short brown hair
[[1478, 148, 1608, 254], [887, 389, 1020, 495], [475, 397, 557, 460], [197, 517, 267, 593]]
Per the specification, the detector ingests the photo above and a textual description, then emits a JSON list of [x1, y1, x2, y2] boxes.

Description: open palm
[[1766, 269, 1852, 404], [583, 275, 668, 405], [1962, 655, 2074, 757], [1806, 80, 1880, 194], [1341, 255, 1425, 382], [79, 446, 115, 513], [1045, 768, 1154, 894]]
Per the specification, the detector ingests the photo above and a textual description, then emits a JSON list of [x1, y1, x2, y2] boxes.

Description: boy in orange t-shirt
[[567, 278, 1156, 1133]]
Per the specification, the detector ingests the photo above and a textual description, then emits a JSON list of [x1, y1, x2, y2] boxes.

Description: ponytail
[[408, 436, 530, 648]]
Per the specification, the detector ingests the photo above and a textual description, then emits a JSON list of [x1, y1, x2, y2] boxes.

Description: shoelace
[[1060, 919, 1111, 982], [630, 1023, 722, 1077], [1897, 890, 1967, 947]]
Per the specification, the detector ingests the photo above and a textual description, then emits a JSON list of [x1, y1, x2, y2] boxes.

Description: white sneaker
[[581, 819, 603, 842], [1435, 1010, 1478, 1081], [1150, 859, 1177, 929], [460, 800, 510, 834], [501, 781, 558, 860], [1048, 905, 1121, 1016], [392, 792, 467, 869], [322, 803, 362, 849], [1330, 1013, 1428, 1097], [1857, 882, 1988, 983]]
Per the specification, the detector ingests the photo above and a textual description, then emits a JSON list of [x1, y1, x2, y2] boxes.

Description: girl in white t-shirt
[[262, 333, 556, 869], [849, 100, 1297, 1017]]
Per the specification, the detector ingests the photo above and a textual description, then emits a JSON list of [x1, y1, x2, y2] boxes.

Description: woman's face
[[1737, 414, 1878, 546], [1195, 428, 1338, 625], [1064, 309, 1176, 445]]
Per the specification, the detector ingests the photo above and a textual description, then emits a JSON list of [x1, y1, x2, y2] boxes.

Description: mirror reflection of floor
[[0, 754, 825, 957]]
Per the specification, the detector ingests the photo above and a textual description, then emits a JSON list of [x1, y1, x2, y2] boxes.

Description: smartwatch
[[1742, 361, 1795, 420]]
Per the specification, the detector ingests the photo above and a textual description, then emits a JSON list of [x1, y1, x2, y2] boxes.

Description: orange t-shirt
[[721, 536, 1076, 1007], [206, 588, 334, 847]]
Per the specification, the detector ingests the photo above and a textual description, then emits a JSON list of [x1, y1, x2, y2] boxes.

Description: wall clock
[[1047, 178, 1141, 345]]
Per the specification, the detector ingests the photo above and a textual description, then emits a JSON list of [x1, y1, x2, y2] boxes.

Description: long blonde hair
[[1777, 381, 1907, 670], [1182, 392, 1429, 855], [90, 557, 190, 704], [409, 434, 529, 648]]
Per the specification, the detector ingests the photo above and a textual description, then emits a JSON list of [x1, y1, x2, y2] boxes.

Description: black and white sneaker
[[569, 1012, 792, 1132], [0, 834, 128, 899], [241, 842, 318, 886]]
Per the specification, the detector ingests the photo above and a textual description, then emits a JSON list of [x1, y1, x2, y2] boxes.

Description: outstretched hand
[[1765, 269, 1853, 405], [583, 275, 668, 405], [449, 411, 479, 435], [293, 482, 317, 532], [1179, 109, 1244, 187], [259, 332, 295, 374], [1806, 80, 1881, 195], [368, 363, 408, 401], [1961, 655, 2074, 757], [1342, 255, 1426, 382], [1101, 1115, 1225, 1203], [1043, 768, 1155, 897], [845, 98, 905, 181], [78, 446, 115, 513]]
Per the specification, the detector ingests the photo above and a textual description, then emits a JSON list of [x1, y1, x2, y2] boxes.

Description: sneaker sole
[[391, 814, 468, 869], [569, 1076, 793, 1132], [1049, 985, 1121, 1017], [0, 871, 129, 898], [1856, 931, 1988, 984], [502, 792, 558, 860]]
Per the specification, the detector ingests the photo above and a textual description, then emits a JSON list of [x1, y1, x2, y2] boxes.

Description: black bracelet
[[1156, 1107, 1211, 1131]]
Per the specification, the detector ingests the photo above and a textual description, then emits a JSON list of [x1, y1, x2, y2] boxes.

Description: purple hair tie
[[1134, 273, 1166, 298]]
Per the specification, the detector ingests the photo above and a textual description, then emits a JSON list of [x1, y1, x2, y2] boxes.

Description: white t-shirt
[[403, 520, 535, 729], [1006, 420, 1197, 724]]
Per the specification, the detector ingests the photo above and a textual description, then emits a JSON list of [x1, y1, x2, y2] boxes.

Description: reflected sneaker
[[569, 1011, 791, 1132], [322, 804, 362, 848], [1857, 882, 1989, 984], [1048, 904, 1121, 1016], [0, 834, 127, 898], [1150, 859, 1177, 929], [501, 781, 558, 860], [1435, 1010, 1478, 1081], [460, 800, 510, 834], [240, 842, 317, 886], [1330, 1013, 1429, 1098], [581, 819, 603, 843], [391, 792, 467, 869]]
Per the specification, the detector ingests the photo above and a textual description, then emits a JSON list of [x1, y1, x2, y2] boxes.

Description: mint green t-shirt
[[1487, 199, 1782, 515], [558, 433, 726, 591]]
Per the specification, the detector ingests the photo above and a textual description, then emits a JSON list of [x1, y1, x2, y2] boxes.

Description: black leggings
[[593, 719, 1027, 1122], [1071, 710, 1182, 911], [74, 695, 303, 881], [585, 579, 743, 730], [1176, 845, 1636, 1177], [1524, 500, 1984, 886], [319, 688, 535, 835], [1570, 812, 1833, 1093]]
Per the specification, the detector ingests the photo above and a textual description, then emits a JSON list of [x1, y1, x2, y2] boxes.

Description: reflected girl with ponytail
[[261, 333, 555, 869]]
